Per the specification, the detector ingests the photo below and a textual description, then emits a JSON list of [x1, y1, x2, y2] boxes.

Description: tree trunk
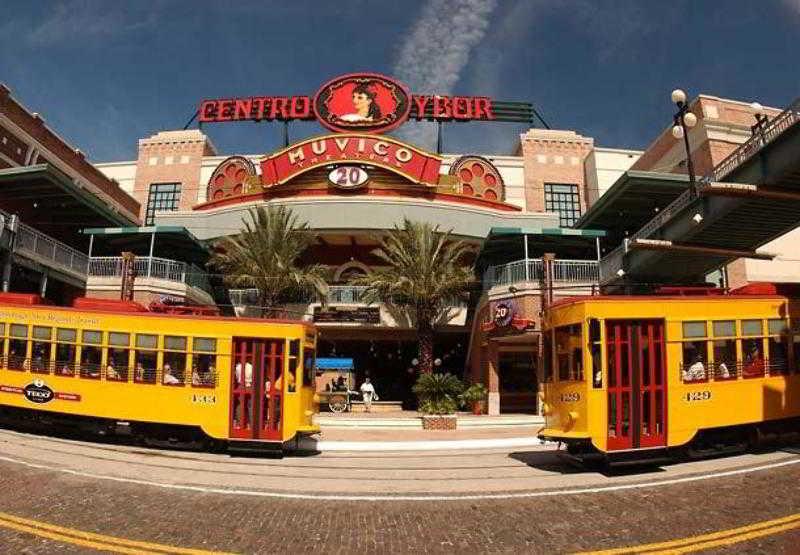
[[417, 309, 434, 374]]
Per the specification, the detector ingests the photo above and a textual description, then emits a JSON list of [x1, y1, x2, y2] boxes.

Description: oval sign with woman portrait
[[313, 73, 411, 134]]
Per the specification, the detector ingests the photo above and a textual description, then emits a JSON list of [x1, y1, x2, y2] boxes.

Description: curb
[[295, 436, 547, 452]]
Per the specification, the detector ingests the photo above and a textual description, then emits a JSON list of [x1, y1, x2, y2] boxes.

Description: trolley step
[[227, 439, 284, 458]]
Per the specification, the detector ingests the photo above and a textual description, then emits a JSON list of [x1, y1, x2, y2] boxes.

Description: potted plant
[[461, 383, 488, 415], [413, 373, 464, 430]]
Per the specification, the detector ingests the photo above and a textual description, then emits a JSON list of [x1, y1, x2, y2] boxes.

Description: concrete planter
[[421, 415, 457, 430]]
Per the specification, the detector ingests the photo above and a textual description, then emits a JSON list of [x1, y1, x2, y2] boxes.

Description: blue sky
[[2, 0, 799, 162]]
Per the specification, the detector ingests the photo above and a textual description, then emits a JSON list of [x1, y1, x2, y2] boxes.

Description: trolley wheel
[[329, 395, 347, 413]]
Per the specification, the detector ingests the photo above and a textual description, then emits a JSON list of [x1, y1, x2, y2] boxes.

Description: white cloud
[[391, 0, 498, 149], [24, 1, 155, 47]]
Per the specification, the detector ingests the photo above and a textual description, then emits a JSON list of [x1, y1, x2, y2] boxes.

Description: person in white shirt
[[359, 378, 378, 412], [163, 364, 180, 385], [683, 356, 706, 381]]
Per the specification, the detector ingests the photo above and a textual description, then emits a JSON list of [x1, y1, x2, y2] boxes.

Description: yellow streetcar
[[538, 284, 800, 464], [0, 293, 319, 455]]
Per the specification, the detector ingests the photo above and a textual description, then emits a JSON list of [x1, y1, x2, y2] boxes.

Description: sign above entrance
[[197, 73, 536, 132], [260, 134, 442, 187]]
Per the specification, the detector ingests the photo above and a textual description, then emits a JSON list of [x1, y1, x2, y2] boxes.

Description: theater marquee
[[260, 134, 442, 186], [197, 72, 535, 131]]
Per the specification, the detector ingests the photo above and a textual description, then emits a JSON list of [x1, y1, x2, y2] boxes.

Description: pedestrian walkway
[[315, 410, 543, 429]]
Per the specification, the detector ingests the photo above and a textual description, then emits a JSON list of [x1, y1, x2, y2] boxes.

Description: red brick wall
[[519, 129, 593, 215], [132, 130, 217, 220]]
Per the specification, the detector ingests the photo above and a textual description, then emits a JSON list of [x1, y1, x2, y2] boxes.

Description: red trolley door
[[606, 320, 667, 451], [229, 338, 284, 441]]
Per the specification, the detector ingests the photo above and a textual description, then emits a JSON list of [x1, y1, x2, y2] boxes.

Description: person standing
[[360, 378, 378, 412]]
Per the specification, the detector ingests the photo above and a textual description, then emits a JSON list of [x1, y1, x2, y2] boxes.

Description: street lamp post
[[670, 89, 699, 195], [750, 102, 769, 142]]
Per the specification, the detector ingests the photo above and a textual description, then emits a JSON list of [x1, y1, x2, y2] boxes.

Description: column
[[487, 340, 500, 415]]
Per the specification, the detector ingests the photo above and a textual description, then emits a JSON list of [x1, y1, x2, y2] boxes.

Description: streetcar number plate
[[685, 391, 711, 401], [192, 393, 217, 404], [560, 392, 580, 402]]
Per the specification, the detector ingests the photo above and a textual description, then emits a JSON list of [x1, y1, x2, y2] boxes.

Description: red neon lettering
[[234, 99, 252, 120], [290, 96, 311, 118], [433, 96, 452, 119], [269, 97, 290, 120], [217, 100, 234, 121], [253, 98, 267, 120], [199, 101, 217, 122], [474, 97, 495, 120], [412, 95, 430, 120], [452, 97, 472, 119]]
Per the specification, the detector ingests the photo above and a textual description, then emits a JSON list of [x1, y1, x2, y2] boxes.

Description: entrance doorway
[[605, 320, 667, 451], [229, 337, 284, 441], [498, 350, 538, 413]]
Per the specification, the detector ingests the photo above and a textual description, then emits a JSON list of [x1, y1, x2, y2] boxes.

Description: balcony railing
[[1, 210, 89, 279], [228, 285, 466, 308], [483, 258, 599, 289], [88, 256, 212, 294]]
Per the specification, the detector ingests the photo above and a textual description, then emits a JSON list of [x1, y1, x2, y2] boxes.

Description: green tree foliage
[[351, 219, 475, 373], [209, 205, 328, 315]]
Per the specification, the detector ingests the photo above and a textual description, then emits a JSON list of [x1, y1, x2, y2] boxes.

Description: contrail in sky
[[392, 0, 498, 149]]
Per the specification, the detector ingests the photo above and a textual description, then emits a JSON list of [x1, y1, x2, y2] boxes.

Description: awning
[[0, 164, 138, 248], [316, 358, 355, 370], [574, 170, 689, 246], [81, 226, 211, 265], [477, 226, 605, 267]]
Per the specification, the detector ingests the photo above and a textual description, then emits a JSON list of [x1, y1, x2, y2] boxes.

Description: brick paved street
[[0, 431, 797, 553]]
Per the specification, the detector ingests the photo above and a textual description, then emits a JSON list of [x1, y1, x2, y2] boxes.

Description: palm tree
[[352, 219, 475, 374], [209, 205, 328, 316]]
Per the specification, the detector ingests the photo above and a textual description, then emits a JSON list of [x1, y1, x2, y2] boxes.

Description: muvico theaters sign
[[261, 134, 442, 186], [197, 73, 535, 133]]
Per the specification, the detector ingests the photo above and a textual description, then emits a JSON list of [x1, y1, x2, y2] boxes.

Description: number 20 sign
[[328, 166, 369, 190]]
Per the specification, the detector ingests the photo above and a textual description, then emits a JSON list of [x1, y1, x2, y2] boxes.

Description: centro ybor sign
[[260, 134, 442, 186]]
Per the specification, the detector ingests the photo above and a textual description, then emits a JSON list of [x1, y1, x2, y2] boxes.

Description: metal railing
[[713, 97, 800, 181], [4, 210, 89, 279], [88, 256, 212, 293], [483, 258, 599, 289], [599, 97, 800, 284], [327, 285, 370, 304], [228, 285, 466, 308]]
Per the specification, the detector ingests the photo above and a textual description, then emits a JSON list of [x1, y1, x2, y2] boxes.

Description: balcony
[[228, 285, 467, 327], [1, 210, 89, 283], [87, 256, 213, 304], [482, 258, 600, 290]]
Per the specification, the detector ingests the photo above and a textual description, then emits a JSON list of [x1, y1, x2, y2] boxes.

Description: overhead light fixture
[[693, 213, 703, 224], [616, 269, 625, 277]]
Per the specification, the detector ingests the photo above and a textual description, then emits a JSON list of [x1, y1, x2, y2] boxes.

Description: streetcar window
[[794, 335, 800, 374], [742, 338, 765, 378], [555, 325, 582, 381], [164, 336, 187, 351], [0, 323, 5, 336], [32, 326, 51, 340], [136, 334, 157, 349], [192, 338, 216, 352], [681, 340, 707, 382], [8, 324, 27, 370], [742, 320, 763, 336], [163, 352, 186, 385], [191, 354, 216, 387], [107, 347, 130, 381], [712, 320, 735, 337], [134, 350, 157, 384], [30, 340, 51, 374], [767, 336, 789, 375], [109, 332, 130, 346], [712, 339, 737, 380], [82, 330, 102, 344], [57, 328, 77, 342], [80, 346, 102, 379], [682, 321, 707, 338], [55, 343, 76, 376], [542, 331, 553, 383], [303, 348, 315, 387]]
